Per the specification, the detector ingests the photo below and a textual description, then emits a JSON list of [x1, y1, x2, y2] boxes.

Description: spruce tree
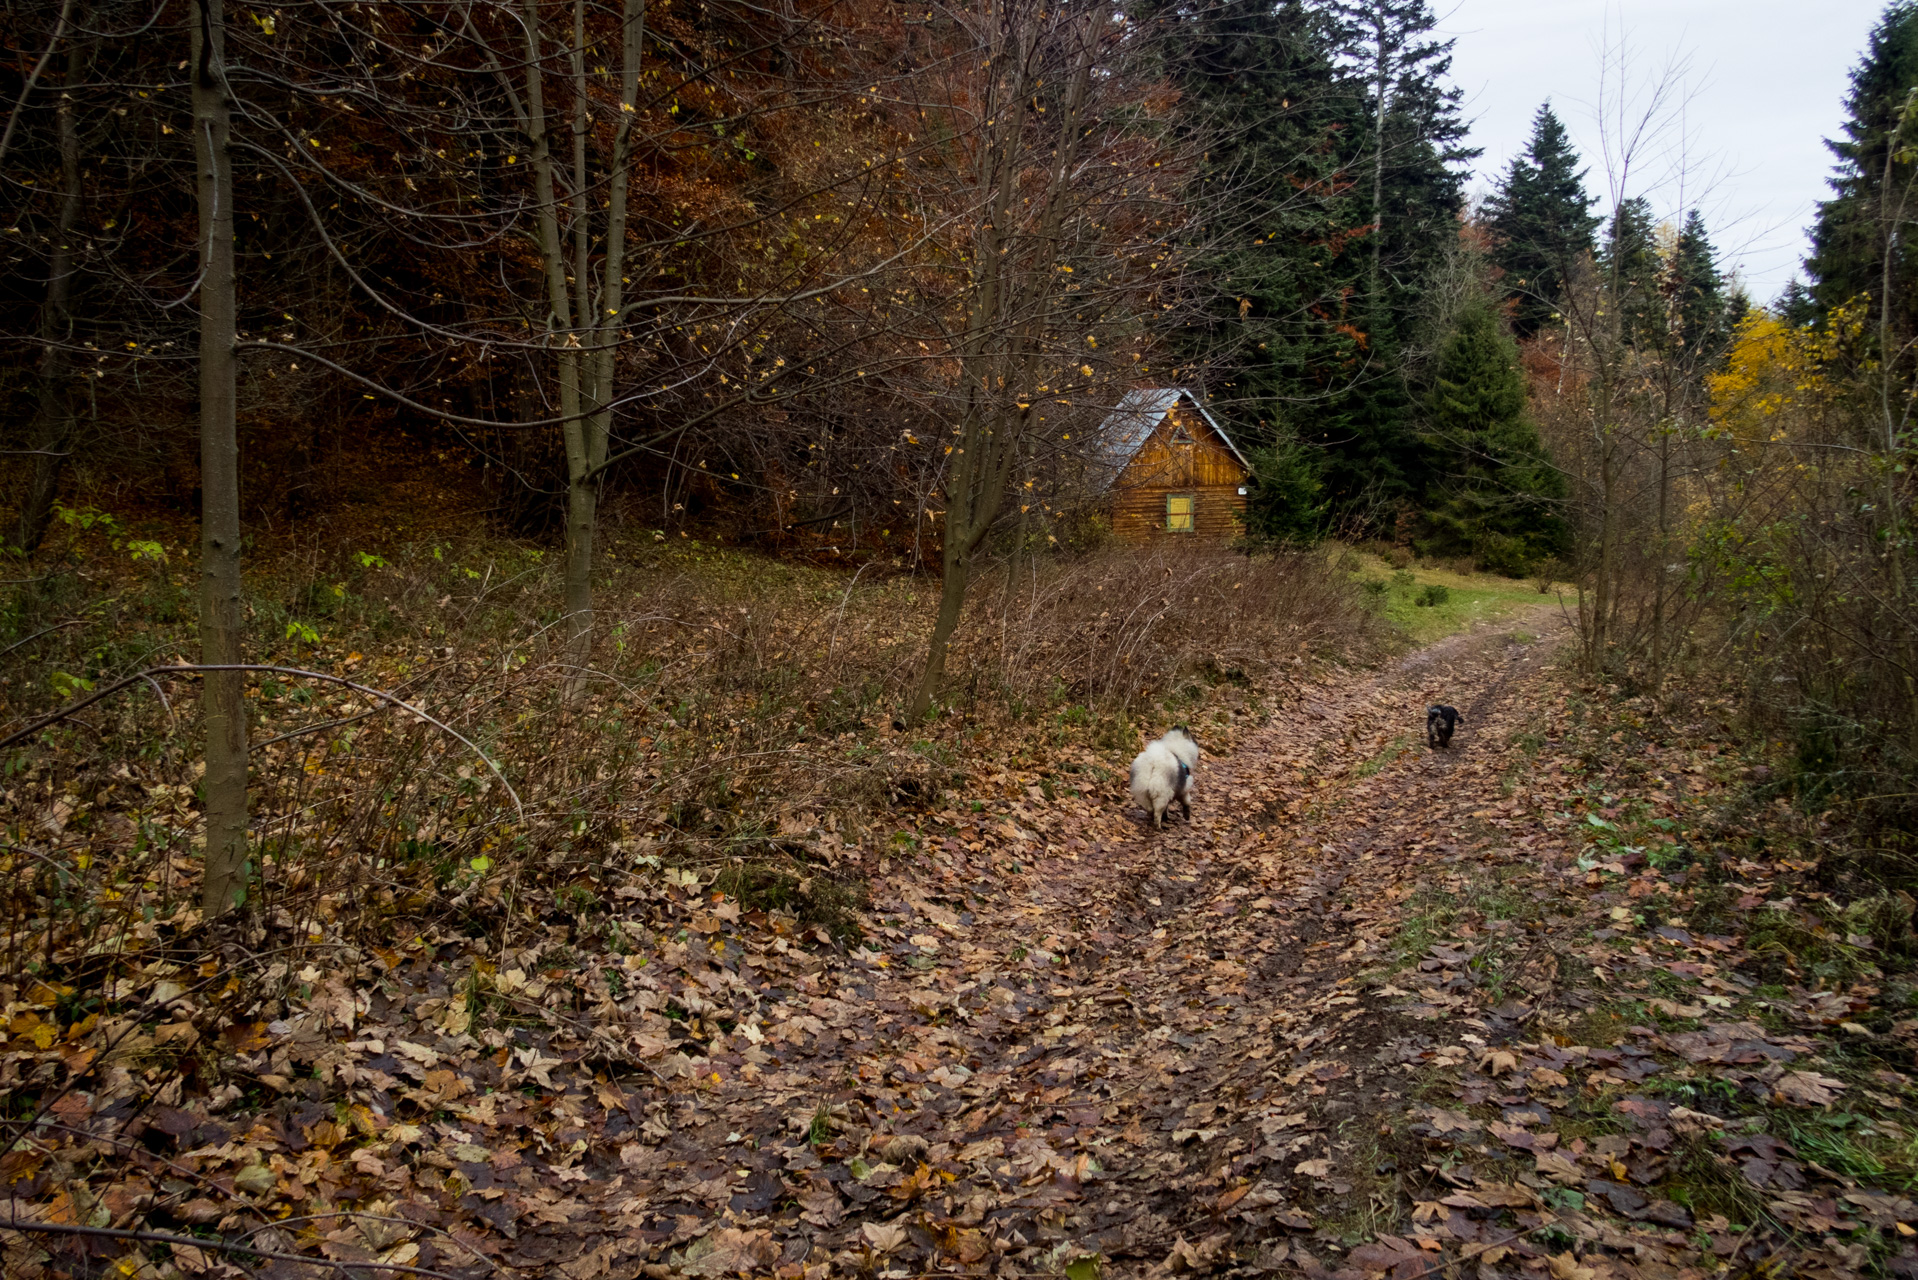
[[1418, 299, 1567, 572], [1486, 103, 1600, 338], [1671, 209, 1729, 359], [1159, 0, 1367, 538], [1161, 0, 1477, 535], [1316, 0, 1475, 522], [1800, 0, 1918, 344], [1314, 301, 1416, 514], [1602, 196, 1663, 347], [1245, 433, 1329, 544]]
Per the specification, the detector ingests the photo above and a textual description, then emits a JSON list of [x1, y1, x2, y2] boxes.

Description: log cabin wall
[[1108, 402, 1249, 541], [1110, 485, 1247, 540]]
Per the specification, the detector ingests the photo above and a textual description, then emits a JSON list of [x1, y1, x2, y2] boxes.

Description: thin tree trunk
[[914, 547, 971, 721], [1650, 425, 1669, 689], [562, 469, 596, 679], [1002, 496, 1030, 617], [1596, 442, 1617, 667], [193, 0, 248, 916], [553, 0, 643, 698], [518, 0, 590, 693], [14, 32, 83, 555], [905, 2, 1102, 722], [1002, 440, 1034, 617], [1367, 7, 1390, 308], [0, 0, 74, 166], [1878, 133, 1918, 743]]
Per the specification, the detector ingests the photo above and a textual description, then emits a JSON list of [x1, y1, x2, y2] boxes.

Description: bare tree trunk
[[916, 545, 971, 720], [508, 0, 641, 699], [1001, 439, 1034, 617], [13, 31, 84, 555], [905, 0, 1104, 721], [193, 0, 249, 916], [1877, 119, 1918, 745], [1650, 424, 1669, 689], [559, 0, 596, 691], [562, 462, 597, 672], [1592, 438, 1617, 670], [1367, 6, 1390, 307]]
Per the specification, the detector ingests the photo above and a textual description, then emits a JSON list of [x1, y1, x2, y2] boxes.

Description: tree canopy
[[1798, 0, 1918, 351], [1486, 102, 1600, 338]]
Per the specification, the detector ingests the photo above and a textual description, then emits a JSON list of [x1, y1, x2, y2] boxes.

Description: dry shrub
[[0, 534, 1378, 971], [965, 542, 1384, 711]]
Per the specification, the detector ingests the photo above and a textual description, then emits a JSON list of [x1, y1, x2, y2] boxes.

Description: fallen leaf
[[1423, 1106, 1479, 1134], [1534, 1150, 1583, 1185], [678, 1228, 779, 1277], [861, 1221, 909, 1254], [1647, 998, 1704, 1019], [1547, 1251, 1596, 1280], [1775, 1071, 1847, 1107], [1479, 1048, 1519, 1076]]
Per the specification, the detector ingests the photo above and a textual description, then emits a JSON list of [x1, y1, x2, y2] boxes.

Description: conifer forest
[[3, 0, 1918, 1276]]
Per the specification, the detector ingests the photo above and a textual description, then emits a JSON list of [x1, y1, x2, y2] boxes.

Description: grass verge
[[1341, 547, 1564, 644]]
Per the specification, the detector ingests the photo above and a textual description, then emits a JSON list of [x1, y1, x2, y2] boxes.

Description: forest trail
[[564, 606, 1613, 1280], [746, 604, 1582, 1274], [22, 602, 1900, 1280]]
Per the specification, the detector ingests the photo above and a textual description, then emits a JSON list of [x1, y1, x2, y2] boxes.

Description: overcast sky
[[1443, 0, 1886, 303]]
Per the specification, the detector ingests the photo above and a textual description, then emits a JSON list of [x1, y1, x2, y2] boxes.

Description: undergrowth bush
[[0, 528, 1384, 979]]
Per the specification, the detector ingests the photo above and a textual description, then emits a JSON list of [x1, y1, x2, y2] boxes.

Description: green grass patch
[[1339, 548, 1560, 644], [1356, 732, 1414, 778], [1780, 1110, 1918, 1193], [1387, 867, 1532, 994]]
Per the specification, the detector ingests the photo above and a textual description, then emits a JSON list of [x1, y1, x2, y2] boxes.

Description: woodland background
[[0, 0, 1912, 919], [3, 1, 1918, 1276]]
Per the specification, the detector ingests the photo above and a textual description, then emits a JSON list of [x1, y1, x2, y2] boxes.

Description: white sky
[[1442, 0, 1885, 303]]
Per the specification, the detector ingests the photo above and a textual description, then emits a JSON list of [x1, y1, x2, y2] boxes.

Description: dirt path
[[422, 597, 1899, 1280], [38, 602, 1894, 1280], [581, 608, 1583, 1278]]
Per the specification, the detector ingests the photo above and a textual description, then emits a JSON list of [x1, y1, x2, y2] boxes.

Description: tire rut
[[784, 607, 1575, 1274]]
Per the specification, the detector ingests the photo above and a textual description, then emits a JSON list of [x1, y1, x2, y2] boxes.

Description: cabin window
[[1165, 493, 1195, 533], [1169, 422, 1194, 445]]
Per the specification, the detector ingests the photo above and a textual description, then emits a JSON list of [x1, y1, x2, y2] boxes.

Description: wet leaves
[[8, 615, 1918, 1280], [1776, 1069, 1849, 1107]]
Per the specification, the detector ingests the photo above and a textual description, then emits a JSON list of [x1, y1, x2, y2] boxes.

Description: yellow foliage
[[1707, 313, 1817, 445], [1707, 300, 1867, 449]]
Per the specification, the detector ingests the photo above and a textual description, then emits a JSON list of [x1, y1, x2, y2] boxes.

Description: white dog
[[1129, 726, 1199, 828]]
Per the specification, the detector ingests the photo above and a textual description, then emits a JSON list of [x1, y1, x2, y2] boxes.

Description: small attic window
[[1169, 419, 1194, 445]]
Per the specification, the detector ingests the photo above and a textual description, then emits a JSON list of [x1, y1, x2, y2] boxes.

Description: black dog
[[1426, 704, 1463, 749]]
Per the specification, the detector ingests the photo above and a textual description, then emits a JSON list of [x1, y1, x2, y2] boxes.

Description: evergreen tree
[[1161, 0, 1477, 535], [1159, 0, 1368, 537], [1245, 430, 1329, 544], [1602, 196, 1663, 346], [1314, 0, 1475, 523], [1314, 298, 1417, 514], [1671, 209, 1729, 359], [1800, 0, 1918, 345], [1486, 103, 1600, 338], [1327, 0, 1475, 323], [1417, 299, 1567, 572]]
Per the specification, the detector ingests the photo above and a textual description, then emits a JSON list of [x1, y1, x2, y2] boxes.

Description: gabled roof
[[1090, 387, 1251, 491]]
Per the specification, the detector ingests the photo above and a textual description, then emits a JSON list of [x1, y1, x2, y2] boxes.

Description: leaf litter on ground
[[7, 608, 1918, 1279]]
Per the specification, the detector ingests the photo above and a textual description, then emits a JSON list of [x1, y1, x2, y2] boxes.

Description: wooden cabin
[[1092, 389, 1252, 542]]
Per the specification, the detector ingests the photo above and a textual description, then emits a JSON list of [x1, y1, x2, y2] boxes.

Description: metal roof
[[1089, 388, 1251, 491]]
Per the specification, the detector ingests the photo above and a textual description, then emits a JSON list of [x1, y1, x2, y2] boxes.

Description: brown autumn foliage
[[7, 5, 1918, 1279]]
